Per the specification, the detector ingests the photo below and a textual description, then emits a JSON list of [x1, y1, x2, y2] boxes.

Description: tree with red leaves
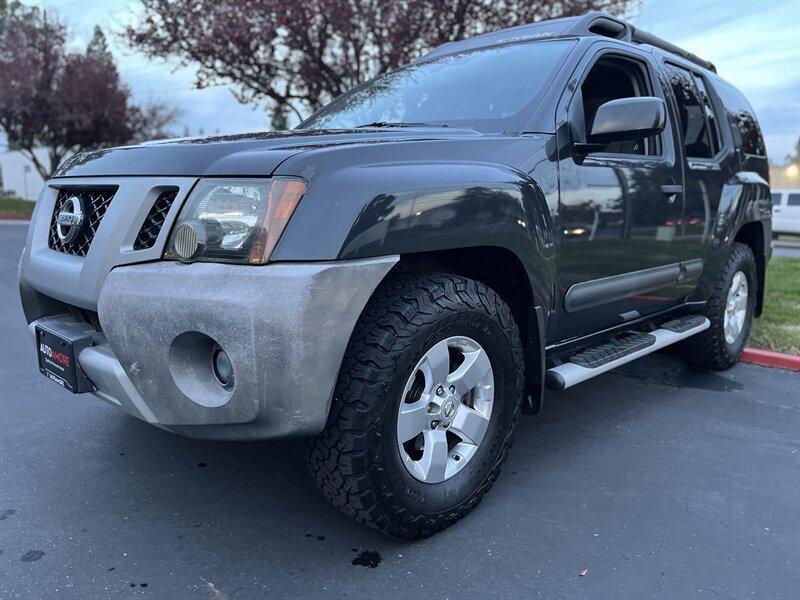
[[125, 0, 636, 127], [0, 2, 177, 179]]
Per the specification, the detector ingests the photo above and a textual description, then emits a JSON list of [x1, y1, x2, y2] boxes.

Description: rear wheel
[[680, 242, 757, 370], [305, 273, 524, 538]]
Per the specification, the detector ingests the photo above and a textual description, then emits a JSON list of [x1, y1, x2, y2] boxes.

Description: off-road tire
[[680, 242, 757, 370], [305, 273, 524, 539]]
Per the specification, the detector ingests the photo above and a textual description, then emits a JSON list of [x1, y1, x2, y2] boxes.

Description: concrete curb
[[741, 348, 800, 371]]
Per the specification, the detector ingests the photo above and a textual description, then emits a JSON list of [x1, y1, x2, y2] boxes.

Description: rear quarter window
[[771, 192, 783, 205], [788, 193, 800, 207], [713, 79, 766, 157], [664, 63, 719, 159]]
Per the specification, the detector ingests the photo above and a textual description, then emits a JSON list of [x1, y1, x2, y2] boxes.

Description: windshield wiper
[[355, 121, 428, 128]]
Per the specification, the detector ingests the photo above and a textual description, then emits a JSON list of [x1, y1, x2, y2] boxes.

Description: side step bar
[[545, 316, 710, 390]]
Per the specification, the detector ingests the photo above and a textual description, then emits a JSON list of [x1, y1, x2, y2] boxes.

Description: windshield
[[300, 40, 573, 132]]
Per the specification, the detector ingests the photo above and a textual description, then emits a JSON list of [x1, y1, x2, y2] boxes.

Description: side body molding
[[564, 260, 705, 313]]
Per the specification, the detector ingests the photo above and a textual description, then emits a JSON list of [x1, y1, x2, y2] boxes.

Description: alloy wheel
[[724, 271, 749, 345], [396, 336, 494, 484]]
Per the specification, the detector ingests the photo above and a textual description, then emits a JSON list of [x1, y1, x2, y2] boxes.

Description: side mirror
[[575, 97, 666, 154]]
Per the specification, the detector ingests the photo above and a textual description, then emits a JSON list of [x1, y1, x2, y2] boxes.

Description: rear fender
[[709, 171, 771, 315]]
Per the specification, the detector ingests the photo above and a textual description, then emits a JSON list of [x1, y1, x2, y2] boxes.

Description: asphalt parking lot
[[1, 221, 798, 600]]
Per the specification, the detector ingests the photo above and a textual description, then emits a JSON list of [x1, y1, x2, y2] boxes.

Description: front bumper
[[24, 257, 397, 440]]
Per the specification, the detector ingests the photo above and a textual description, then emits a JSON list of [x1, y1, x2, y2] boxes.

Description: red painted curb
[[741, 348, 800, 371]]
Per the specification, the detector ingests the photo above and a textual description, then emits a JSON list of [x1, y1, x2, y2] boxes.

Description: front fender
[[338, 164, 554, 307], [270, 136, 558, 310]]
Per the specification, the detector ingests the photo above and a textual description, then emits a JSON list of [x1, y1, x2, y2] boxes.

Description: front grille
[[133, 188, 179, 250], [49, 187, 118, 256]]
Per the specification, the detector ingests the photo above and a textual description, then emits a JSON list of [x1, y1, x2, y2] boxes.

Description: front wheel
[[680, 242, 757, 370], [305, 273, 524, 538]]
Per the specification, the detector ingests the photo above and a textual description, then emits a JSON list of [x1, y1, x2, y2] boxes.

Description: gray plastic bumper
[[31, 257, 397, 440]]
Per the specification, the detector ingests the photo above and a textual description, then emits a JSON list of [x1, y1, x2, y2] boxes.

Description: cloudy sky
[[13, 0, 800, 162]]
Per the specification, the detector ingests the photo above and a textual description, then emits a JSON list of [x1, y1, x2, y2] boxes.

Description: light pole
[[23, 164, 31, 200]]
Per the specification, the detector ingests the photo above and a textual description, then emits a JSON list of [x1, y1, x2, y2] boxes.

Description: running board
[[545, 316, 710, 390]]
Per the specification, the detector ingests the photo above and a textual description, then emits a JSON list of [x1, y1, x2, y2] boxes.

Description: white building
[[0, 147, 51, 202]]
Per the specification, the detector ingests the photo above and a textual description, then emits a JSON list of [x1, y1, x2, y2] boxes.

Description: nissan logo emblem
[[56, 196, 85, 243]]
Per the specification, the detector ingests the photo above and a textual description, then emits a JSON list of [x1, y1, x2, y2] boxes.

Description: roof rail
[[417, 11, 716, 74], [566, 12, 717, 73], [629, 27, 717, 73]]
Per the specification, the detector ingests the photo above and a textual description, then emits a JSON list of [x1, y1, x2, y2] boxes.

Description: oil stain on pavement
[[20, 550, 44, 562], [351, 550, 381, 568]]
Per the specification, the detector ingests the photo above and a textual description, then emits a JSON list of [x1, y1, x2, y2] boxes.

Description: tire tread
[[305, 273, 524, 538], [681, 242, 757, 370]]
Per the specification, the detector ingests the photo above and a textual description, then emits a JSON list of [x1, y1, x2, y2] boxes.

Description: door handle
[[660, 184, 683, 194]]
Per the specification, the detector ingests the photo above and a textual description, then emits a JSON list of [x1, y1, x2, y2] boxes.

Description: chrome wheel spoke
[[449, 405, 490, 445], [450, 442, 478, 465], [419, 339, 450, 393], [397, 398, 430, 443], [734, 294, 748, 312], [419, 429, 449, 482], [448, 347, 491, 399]]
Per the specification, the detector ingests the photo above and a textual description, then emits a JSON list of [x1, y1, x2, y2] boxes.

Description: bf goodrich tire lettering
[[305, 274, 524, 538]]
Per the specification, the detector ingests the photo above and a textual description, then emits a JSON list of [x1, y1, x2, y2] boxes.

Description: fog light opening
[[212, 346, 234, 388]]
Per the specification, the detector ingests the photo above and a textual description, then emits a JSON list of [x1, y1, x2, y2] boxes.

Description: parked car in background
[[771, 189, 800, 237], [19, 11, 772, 538]]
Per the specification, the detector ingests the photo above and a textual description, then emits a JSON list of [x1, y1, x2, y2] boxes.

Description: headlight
[[165, 177, 306, 264]]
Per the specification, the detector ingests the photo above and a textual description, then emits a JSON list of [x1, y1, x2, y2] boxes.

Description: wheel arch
[[393, 246, 546, 414], [733, 220, 766, 317]]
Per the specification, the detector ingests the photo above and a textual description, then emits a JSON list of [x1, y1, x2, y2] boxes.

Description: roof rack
[[568, 12, 717, 73], [418, 11, 716, 74]]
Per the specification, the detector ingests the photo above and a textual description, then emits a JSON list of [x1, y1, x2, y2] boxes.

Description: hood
[[52, 128, 482, 179]]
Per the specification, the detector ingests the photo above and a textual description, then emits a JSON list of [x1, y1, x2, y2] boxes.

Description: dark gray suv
[[20, 12, 771, 538]]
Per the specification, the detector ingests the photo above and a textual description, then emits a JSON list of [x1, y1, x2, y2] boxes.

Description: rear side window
[[714, 79, 767, 157], [692, 75, 721, 155], [771, 192, 783, 205], [665, 63, 719, 159], [788, 193, 800, 207]]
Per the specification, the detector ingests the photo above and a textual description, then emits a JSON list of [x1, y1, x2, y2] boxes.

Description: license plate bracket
[[36, 319, 96, 393]]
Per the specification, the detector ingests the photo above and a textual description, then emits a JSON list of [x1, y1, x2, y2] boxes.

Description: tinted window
[[301, 40, 572, 131], [692, 75, 721, 154], [714, 80, 766, 157], [580, 56, 659, 156], [665, 64, 718, 158], [771, 192, 783, 205], [788, 193, 800, 207]]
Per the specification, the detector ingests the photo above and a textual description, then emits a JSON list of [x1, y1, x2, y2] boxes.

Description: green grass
[[0, 195, 34, 219], [750, 257, 800, 355]]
